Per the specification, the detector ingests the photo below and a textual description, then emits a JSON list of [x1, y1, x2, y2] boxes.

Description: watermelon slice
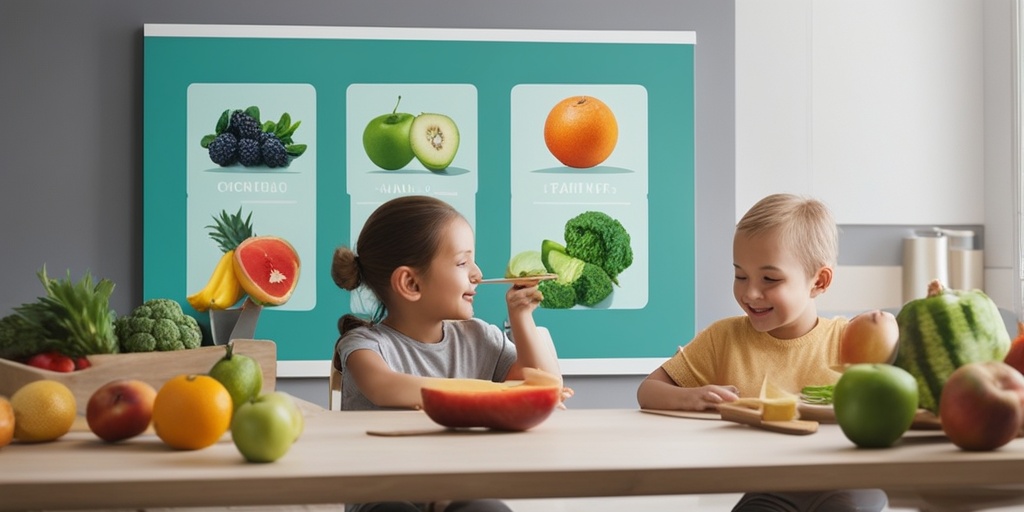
[[232, 236, 301, 306]]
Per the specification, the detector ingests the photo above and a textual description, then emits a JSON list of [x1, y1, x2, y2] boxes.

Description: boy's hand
[[689, 384, 739, 411]]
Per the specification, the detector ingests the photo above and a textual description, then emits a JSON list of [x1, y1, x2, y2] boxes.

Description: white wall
[[736, 0, 1017, 314]]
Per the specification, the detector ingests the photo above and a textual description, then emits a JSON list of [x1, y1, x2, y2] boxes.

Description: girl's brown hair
[[332, 195, 464, 335]]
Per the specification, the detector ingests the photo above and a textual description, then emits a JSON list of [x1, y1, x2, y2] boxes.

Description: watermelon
[[232, 236, 301, 306], [894, 279, 1010, 413]]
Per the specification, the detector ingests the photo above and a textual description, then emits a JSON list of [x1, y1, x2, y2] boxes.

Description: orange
[[152, 374, 232, 450], [10, 380, 77, 443], [543, 96, 618, 168], [0, 396, 14, 447]]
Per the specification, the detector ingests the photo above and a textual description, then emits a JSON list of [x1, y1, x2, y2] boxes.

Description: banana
[[207, 251, 244, 310], [187, 251, 239, 312]]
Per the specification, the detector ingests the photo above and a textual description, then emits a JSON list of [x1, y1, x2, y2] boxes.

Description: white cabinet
[[736, 0, 986, 225]]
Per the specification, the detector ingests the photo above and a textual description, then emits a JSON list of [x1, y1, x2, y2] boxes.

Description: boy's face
[[418, 218, 483, 321], [732, 231, 829, 339]]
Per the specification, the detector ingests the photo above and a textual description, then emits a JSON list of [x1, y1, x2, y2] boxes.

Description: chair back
[[328, 345, 343, 411]]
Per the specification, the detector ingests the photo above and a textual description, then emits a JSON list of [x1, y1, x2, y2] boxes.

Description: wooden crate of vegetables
[[0, 267, 276, 414]]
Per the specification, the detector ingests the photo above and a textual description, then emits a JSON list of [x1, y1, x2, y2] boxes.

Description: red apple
[[1002, 322, 1024, 375], [86, 379, 158, 442], [421, 370, 562, 431], [840, 310, 899, 365], [939, 361, 1024, 451]]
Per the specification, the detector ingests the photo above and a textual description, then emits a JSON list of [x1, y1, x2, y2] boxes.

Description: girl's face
[[418, 218, 482, 321], [732, 231, 826, 339]]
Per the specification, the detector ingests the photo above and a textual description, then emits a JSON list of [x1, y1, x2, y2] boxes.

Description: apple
[[939, 361, 1024, 451], [362, 96, 415, 170], [86, 379, 158, 442], [833, 364, 919, 448], [420, 372, 562, 431], [0, 396, 13, 448], [1002, 322, 1024, 375], [231, 393, 300, 463], [840, 310, 899, 365], [258, 391, 305, 442]]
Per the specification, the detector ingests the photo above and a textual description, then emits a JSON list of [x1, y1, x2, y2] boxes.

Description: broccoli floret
[[0, 314, 52, 360], [538, 280, 577, 309], [564, 211, 633, 284], [116, 299, 202, 353], [573, 263, 614, 306]]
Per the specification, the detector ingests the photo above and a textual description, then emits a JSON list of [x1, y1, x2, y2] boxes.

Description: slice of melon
[[233, 236, 300, 306]]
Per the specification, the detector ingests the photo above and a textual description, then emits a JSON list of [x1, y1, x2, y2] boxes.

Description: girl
[[331, 195, 565, 512]]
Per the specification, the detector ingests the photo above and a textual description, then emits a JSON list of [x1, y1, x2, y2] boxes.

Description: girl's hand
[[506, 283, 543, 314], [556, 386, 575, 410]]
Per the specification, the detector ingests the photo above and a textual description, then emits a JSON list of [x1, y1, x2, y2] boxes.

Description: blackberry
[[208, 133, 239, 166], [261, 136, 289, 168], [229, 111, 261, 140], [259, 131, 278, 144], [238, 138, 263, 167]]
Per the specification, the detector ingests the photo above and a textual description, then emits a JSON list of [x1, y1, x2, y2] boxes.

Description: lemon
[[208, 342, 264, 412], [11, 380, 77, 442]]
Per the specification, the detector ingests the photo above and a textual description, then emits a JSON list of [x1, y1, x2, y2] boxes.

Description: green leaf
[[281, 120, 301, 138], [215, 109, 231, 135], [285, 144, 307, 157], [277, 112, 291, 132], [200, 134, 217, 148], [245, 106, 261, 123], [262, 120, 276, 133]]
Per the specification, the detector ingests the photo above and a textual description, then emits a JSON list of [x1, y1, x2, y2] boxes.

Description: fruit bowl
[[0, 339, 277, 414]]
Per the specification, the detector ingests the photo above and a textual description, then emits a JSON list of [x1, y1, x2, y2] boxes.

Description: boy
[[637, 193, 888, 512]]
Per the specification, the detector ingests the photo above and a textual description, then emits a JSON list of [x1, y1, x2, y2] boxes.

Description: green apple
[[259, 391, 305, 442], [231, 394, 298, 463], [833, 364, 919, 448], [362, 96, 415, 170]]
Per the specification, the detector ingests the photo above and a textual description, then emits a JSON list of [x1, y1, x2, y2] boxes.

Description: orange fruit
[[0, 396, 14, 448], [152, 374, 232, 450], [543, 96, 618, 168], [10, 380, 77, 443]]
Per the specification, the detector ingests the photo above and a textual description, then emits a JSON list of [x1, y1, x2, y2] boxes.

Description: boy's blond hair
[[736, 193, 838, 277]]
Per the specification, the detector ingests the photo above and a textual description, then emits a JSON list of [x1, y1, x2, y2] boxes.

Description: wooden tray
[[0, 339, 277, 414]]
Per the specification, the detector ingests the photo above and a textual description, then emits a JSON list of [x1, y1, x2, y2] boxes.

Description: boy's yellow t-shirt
[[660, 316, 847, 397]]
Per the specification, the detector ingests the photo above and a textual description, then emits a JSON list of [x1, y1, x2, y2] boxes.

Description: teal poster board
[[143, 25, 695, 375]]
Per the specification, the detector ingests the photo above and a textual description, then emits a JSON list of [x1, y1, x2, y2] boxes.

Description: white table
[[1, 407, 1022, 510]]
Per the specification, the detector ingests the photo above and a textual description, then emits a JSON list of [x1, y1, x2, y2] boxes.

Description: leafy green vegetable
[[564, 211, 633, 284], [542, 244, 613, 307], [505, 250, 546, 278], [573, 263, 613, 306], [14, 267, 119, 357], [115, 298, 202, 353], [0, 314, 52, 360], [800, 384, 834, 405], [538, 280, 576, 309]]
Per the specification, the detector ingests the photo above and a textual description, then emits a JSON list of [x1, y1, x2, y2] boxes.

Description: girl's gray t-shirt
[[336, 318, 517, 411]]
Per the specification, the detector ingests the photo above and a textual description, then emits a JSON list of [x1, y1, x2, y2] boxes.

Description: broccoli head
[[573, 263, 614, 307], [564, 211, 633, 284], [538, 280, 577, 309], [116, 298, 202, 353]]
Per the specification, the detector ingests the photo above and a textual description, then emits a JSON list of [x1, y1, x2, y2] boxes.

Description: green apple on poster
[[362, 96, 415, 170]]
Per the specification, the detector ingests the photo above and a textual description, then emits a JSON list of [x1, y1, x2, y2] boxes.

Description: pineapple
[[207, 207, 255, 252]]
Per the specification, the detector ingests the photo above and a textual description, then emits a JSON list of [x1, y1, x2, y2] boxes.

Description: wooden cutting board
[[641, 407, 818, 435]]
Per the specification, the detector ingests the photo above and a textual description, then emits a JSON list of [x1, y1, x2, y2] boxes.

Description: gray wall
[[0, 0, 735, 409]]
